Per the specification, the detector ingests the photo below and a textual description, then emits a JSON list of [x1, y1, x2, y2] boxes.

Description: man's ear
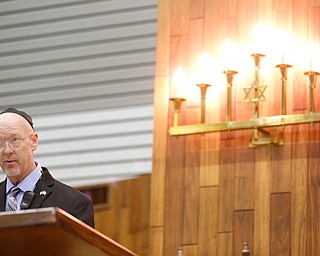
[[31, 132, 39, 151]]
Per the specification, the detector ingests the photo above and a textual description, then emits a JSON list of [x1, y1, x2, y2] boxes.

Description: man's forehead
[[0, 113, 31, 134], [0, 112, 24, 122], [0, 108, 34, 130]]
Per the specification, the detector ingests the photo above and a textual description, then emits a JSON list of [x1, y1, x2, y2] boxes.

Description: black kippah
[[0, 107, 34, 130]]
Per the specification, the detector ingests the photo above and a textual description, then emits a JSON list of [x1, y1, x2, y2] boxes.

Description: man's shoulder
[[52, 178, 83, 195], [41, 167, 89, 200], [0, 179, 5, 194]]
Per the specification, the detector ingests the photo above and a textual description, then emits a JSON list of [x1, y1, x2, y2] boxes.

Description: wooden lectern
[[0, 207, 137, 256]]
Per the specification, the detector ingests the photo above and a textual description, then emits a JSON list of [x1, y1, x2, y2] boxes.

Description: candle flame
[[251, 21, 272, 54], [196, 52, 213, 84], [171, 66, 187, 98], [223, 38, 236, 70]]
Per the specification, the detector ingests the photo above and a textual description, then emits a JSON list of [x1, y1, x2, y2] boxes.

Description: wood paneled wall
[[94, 174, 151, 256], [151, 0, 320, 255]]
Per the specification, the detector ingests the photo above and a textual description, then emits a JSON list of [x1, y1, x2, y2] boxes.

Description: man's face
[[0, 113, 38, 184]]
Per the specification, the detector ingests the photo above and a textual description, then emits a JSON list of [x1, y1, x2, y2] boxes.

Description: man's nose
[[2, 141, 14, 153]]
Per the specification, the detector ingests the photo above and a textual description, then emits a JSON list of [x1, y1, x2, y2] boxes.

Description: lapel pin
[[40, 191, 47, 196]]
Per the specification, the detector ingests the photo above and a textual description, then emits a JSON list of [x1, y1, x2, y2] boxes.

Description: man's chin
[[4, 169, 20, 177]]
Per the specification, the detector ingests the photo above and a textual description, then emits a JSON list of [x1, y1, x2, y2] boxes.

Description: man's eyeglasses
[[0, 133, 34, 150]]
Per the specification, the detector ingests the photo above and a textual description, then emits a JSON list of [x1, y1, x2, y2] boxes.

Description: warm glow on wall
[[307, 42, 320, 71], [171, 66, 187, 99], [168, 23, 320, 147]]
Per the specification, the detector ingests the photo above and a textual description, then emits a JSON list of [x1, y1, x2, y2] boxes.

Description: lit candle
[[252, 21, 271, 55], [279, 32, 290, 64], [223, 38, 236, 70], [171, 66, 187, 98], [196, 52, 213, 85], [252, 22, 264, 54]]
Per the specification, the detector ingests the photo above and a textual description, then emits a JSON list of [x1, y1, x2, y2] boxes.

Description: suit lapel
[[29, 167, 53, 209], [30, 178, 52, 208], [0, 180, 6, 211]]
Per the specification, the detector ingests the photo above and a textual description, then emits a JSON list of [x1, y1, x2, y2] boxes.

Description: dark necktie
[[7, 187, 20, 211]]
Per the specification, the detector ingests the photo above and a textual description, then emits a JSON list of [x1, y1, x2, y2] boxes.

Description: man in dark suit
[[0, 108, 94, 228]]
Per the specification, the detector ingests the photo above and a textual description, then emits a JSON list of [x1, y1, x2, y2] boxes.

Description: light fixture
[[168, 27, 320, 147]]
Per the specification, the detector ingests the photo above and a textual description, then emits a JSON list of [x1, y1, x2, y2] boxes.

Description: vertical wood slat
[[233, 0, 256, 208], [271, 0, 292, 106], [150, 0, 170, 244], [171, 0, 190, 36], [218, 140, 235, 232], [292, 0, 309, 111], [236, 0, 259, 41], [310, 6, 320, 112], [118, 208, 132, 250], [183, 244, 198, 256], [224, 0, 239, 18], [188, 16, 204, 95], [199, 0, 222, 188], [203, 0, 224, 56], [311, 0, 320, 6], [137, 231, 150, 256], [163, 23, 190, 254], [181, 15, 203, 246], [291, 126, 307, 256], [183, 135, 200, 244], [198, 187, 218, 256], [199, 134, 220, 187], [151, 1, 186, 255], [95, 207, 118, 242], [150, 0, 170, 253], [187, 16, 203, 109], [271, 142, 291, 193], [217, 233, 233, 256], [254, 148, 271, 256], [163, 135, 186, 255], [220, 0, 238, 127], [234, 210, 254, 255], [149, 227, 164, 256], [307, 123, 320, 256], [189, 0, 204, 19], [234, 147, 255, 210], [270, 193, 291, 255], [130, 175, 150, 232], [155, 0, 171, 77], [310, 6, 320, 43], [150, 75, 168, 228], [170, 35, 189, 86], [97, 182, 122, 241]]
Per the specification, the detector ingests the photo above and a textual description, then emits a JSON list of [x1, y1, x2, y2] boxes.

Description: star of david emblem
[[243, 83, 267, 108]]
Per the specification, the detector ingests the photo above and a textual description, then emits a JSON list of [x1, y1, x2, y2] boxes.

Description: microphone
[[20, 191, 35, 209]]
